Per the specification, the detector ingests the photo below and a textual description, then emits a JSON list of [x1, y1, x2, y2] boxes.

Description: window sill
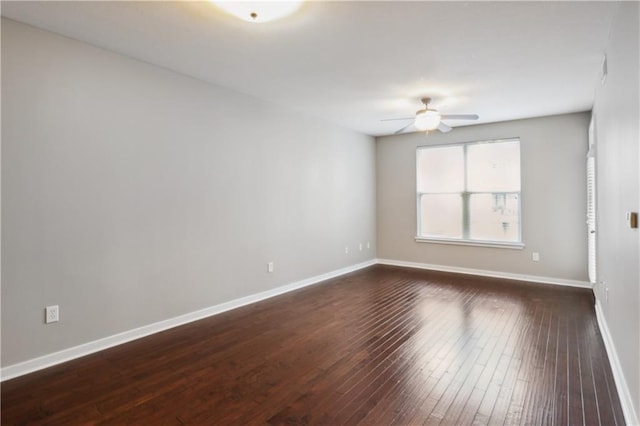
[[414, 237, 525, 250]]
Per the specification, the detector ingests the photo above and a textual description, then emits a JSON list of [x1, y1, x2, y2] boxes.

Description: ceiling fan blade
[[381, 117, 414, 121], [437, 121, 452, 133], [394, 122, 414, 134], [440, 114, 479, 120]]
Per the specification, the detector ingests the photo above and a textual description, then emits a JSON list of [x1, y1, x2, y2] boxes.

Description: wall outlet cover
[[45, 305, 59, 324]]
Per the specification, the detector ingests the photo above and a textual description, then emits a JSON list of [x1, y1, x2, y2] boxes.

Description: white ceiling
[[1, 1, 617, 136]]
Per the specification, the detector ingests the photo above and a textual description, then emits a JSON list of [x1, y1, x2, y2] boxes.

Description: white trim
[[376, 258, 591, 288], [595, 299, 639, 426], [0, 259, 376, 382], [414, 236, 525, 250]]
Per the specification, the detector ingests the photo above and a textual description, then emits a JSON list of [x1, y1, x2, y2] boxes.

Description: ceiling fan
[[382, 97, 479, 134]]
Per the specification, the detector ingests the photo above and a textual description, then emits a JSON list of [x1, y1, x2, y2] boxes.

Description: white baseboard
[[595, 299, 639, 426], [376, 258, 592, 289], [0, 259, 376, 382]]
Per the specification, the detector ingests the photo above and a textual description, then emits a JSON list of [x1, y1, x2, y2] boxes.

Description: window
[[416, 138, 522, 248]]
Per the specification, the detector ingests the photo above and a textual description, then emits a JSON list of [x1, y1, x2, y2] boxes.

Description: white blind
[[587, 155, 596, 284]]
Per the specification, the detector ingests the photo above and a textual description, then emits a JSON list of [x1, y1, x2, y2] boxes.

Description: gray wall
[[377, 113, 590, 282], [1, 19, 376, 367], [592, 2, 639, 417]]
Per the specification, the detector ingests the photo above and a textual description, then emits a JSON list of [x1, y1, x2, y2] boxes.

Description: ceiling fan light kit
[[414, 109, 441, 131]]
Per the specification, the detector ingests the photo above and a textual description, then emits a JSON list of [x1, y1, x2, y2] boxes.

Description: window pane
[[417, 146, 464, 193], [469, 193, 520, 242], [419, 194, 462, 238], [467, 140, 520, 192]]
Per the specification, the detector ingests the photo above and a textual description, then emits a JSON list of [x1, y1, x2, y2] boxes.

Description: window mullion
[[461, 192, 469, 239]]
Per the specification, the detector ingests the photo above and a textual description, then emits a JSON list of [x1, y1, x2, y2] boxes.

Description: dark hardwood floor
[[1, 265, 625, 425]]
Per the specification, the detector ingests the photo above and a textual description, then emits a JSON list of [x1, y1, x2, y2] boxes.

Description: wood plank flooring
[[1, 265, 625, 425]]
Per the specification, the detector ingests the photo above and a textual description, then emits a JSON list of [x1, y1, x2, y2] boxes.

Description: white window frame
[[415, 138, 524, 249]]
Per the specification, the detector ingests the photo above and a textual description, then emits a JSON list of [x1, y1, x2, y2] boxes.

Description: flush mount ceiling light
[[210, 1, 304, 23]]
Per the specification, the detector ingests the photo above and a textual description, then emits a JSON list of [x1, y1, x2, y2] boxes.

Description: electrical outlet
[[532, 252, 540, 262], [359, 243, 363, 251], [45, 305, 59, 324], [267, 262, 274, 273], [367, 241, 370, 249], [345, 246, 349, 254]]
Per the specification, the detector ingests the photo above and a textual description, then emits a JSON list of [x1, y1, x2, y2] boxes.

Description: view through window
[[416, 138, 522, 244]]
